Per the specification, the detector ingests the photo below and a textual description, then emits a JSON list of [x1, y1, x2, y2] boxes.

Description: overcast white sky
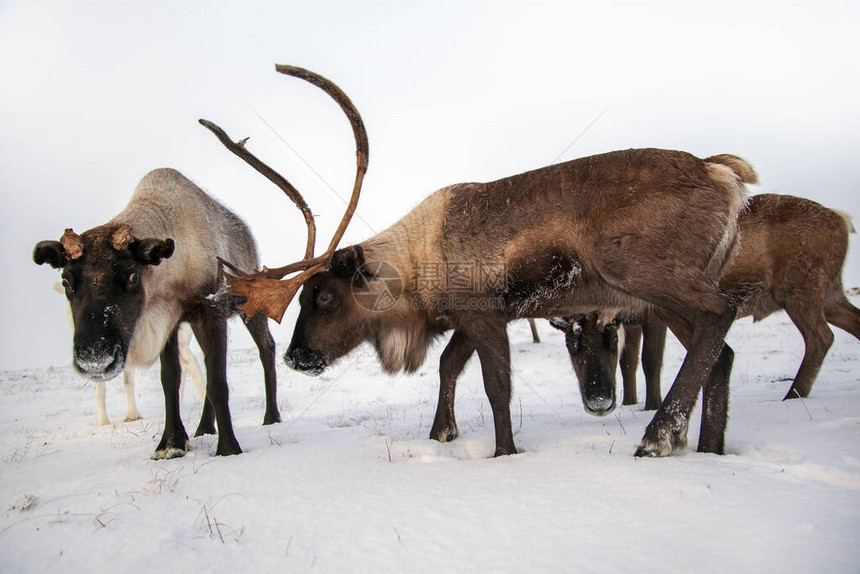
[[2, 0, 858, 371]]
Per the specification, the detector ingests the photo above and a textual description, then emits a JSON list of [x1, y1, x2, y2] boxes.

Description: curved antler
[[198, 119, 316, 261], [203, 65, 369, 323], [275, 64, 369, 258]]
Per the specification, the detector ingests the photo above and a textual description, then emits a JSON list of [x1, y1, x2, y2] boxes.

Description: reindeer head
[[550, 312, 622, 416], [283, 244, 408, 374], [33, 224, 174, 380]]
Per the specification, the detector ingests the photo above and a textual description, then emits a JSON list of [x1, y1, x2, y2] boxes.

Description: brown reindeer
[[34, 169, 281, 459], [214, 66, 757, 458], [557, 193, 859, 412], [548, 312, 627, 416], [550, 312, 667, 413]]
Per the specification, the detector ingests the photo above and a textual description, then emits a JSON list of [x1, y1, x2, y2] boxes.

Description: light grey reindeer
[[35, 169, 281, 458]]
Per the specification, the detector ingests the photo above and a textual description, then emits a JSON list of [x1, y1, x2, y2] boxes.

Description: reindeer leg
[[192, 321, 216, 437], [619, 324, 642, 406], [177, 323, 206, 403], [195, 398, 217, 436], [824, 289, 860, 341], [463, 315, 516, 457], [698, 342, 734, 453], [641, 319, 667, 411], [430, 330, 475, 443], [122, 369, 142, 422], [654, 308, 733, 453], [94, 380, 109, 426], [636, 304, 735, 457], [783, 302, 833, 400], [244, 312, 281, 425], [193, 312, 242, 456], [152, 327, 189, 459], [528, 318, 541, 343]]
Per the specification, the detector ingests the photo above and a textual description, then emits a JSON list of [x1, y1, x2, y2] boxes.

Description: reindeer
[[555, 193, 860, 412], [210, 65, 757, 458], [33, 169, 281, 458]]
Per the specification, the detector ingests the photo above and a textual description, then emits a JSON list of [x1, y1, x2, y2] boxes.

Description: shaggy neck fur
[[126, 296, 182, 367], [372, 312, 443, 374], [360, 188, 452, 373]]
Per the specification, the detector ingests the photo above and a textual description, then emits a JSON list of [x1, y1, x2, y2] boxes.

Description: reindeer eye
[[127, 272, 140, 287], [317, 291, 333, 306], [61, 277, 73, 294]]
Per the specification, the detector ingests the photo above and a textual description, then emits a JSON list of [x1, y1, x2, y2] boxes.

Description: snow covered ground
[[1, 301, 859, 573]]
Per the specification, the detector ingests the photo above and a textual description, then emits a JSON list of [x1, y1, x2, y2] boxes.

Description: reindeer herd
[[34, 66, 859, 461]]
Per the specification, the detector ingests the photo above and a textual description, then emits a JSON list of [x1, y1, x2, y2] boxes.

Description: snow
[[1, 301, 859, 573]]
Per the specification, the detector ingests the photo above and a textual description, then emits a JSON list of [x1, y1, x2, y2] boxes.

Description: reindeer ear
[[33, 241, 68, 268], [330, 245, 366, 279], [131, 238, 175, 266]]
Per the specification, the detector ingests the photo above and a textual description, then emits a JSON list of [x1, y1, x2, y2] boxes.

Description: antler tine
[[198, 118, 316, 261]]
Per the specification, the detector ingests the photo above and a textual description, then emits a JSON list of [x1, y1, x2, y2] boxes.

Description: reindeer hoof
[[696, 441, 724, 455], [636, 408, 689, 457], [430, 424, 459, 443], [634, 441, 670, 457], [492, 446, 518, 457], [193, 423, 217, 437], [635, 426, 687, 458], [124, 414, 142, 423], [216, 443, 243, 457], [151, 447, 187, 460], [215, 434, 243, 456], [263, 412, 282, 425], [151, 440, 191, 460], [153, 430, 190, 459], [783, 387, 809, 400]]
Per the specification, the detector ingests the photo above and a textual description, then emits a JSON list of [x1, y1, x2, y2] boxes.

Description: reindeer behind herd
[[33, 65, 857, 460], [553, 193, 860, 413]]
